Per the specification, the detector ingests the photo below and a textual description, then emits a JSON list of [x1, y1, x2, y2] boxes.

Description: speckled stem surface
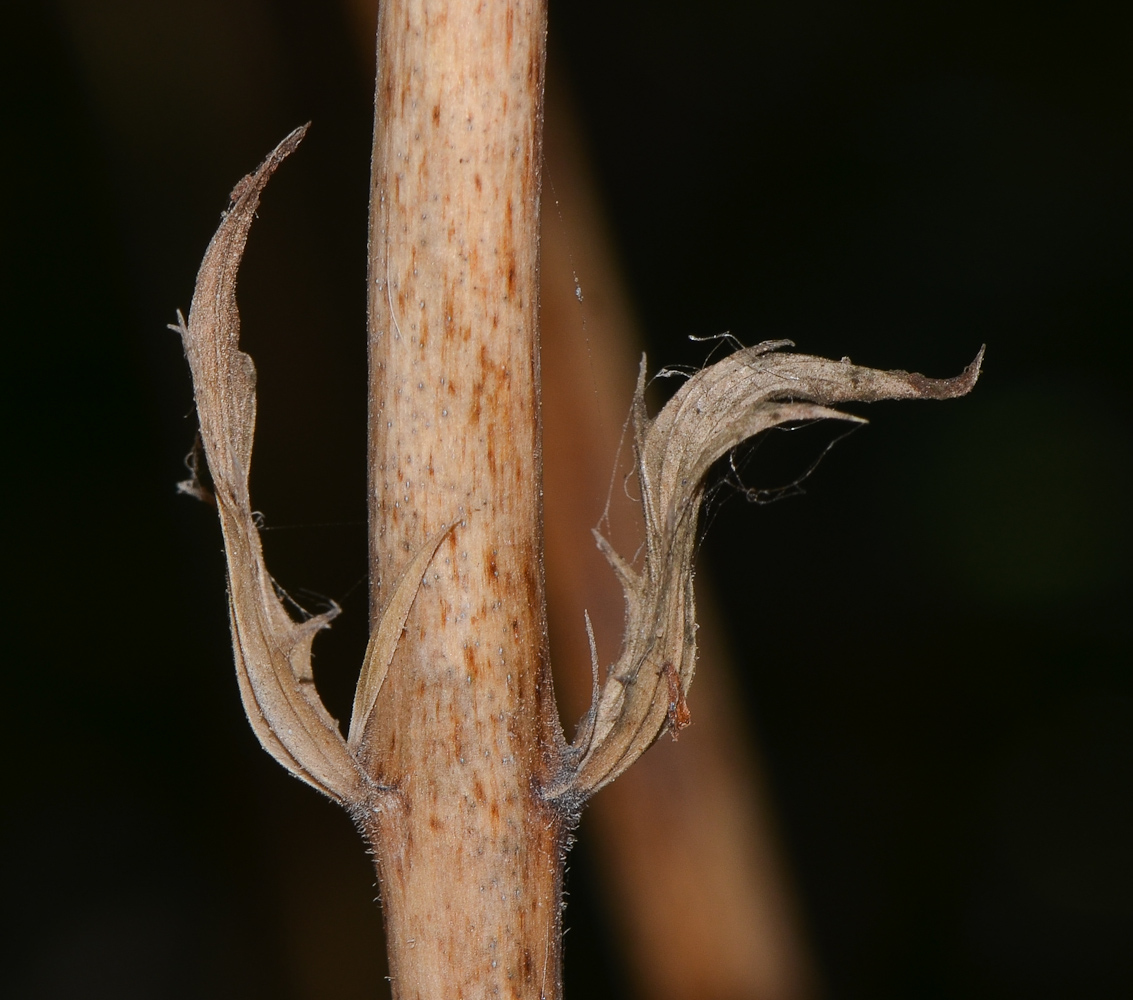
[[361, 1, 565, 997]]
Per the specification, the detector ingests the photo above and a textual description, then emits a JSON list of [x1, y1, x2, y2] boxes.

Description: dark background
[[4, 1, 1130, 997]]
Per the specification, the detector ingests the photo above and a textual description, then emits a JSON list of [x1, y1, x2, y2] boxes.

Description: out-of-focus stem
[[540, 76, 819, 1000]]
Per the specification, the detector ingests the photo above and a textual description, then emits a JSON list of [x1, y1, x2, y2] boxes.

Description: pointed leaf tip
[[900, 345, 984, 399]]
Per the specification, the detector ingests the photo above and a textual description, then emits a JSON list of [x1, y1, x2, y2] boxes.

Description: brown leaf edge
[[172, 127, 457, 812], [549, 341, 984, 802]]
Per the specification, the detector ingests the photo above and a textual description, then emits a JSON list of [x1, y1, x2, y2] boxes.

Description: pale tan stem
[[362, 2, 566, 998]]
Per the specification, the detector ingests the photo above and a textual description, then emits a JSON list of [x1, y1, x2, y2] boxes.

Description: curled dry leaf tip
[[549, 341, 983, 801]]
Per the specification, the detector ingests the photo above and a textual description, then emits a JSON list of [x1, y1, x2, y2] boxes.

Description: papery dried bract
[[174, 125, 369, 806], [558, 342, 983, 799]]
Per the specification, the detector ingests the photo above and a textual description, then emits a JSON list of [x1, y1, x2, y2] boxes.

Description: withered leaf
[[556, 341, 983, 799], [173, 125, 369, 806]]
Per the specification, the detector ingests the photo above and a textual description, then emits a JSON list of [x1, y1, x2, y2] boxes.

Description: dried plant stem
[[361, 1, 565, 997], [174, 3, 980, 995]]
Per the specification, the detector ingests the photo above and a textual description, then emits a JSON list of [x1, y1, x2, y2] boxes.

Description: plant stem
[[362, 1, 564, 996]]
